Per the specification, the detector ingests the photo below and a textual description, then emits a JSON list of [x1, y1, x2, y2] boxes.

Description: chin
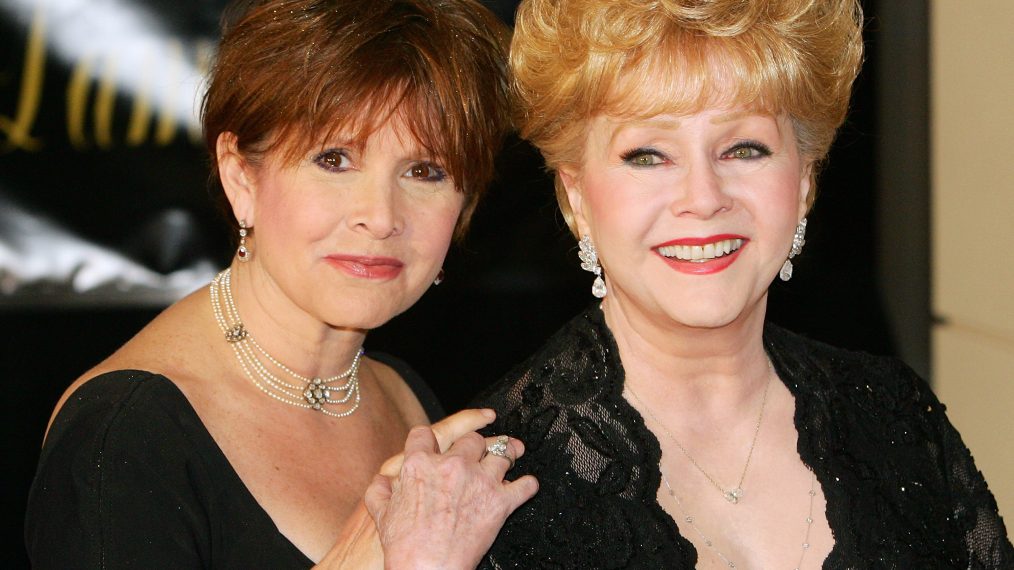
[[318, 298, 405, 331]]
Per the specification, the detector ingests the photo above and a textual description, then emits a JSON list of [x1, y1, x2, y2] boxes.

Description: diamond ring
[[485, 435, 515, 470]]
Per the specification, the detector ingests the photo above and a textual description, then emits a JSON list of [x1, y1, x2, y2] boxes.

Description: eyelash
[[312, 150, 448, 183], [405, 162, 448, 183], [621, 147, 666, 167], [313, 149, 349, 172], [722, 141, 772, 160], [620, 141, 773, 166]]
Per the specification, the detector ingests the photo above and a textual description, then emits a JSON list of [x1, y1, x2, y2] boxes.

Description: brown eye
[[404, 162, 447, 182], [313, 149, 350, 172]]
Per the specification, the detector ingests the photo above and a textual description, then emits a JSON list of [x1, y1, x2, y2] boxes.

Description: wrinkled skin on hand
[[365, 410, 538, 570]]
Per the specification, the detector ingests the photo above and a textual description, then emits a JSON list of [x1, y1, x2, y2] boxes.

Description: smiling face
[[220, 114, 464, 331], [561, 108, 810, 332]]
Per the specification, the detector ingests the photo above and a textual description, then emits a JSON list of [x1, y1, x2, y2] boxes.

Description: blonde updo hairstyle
[[509, 0, 865, 234]]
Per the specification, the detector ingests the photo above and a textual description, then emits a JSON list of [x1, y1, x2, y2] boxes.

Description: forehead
[[588, 109, 789, 147], [276, 95, 445, 162]]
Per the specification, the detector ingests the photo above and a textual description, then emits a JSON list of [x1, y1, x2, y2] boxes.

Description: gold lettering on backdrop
[[93, 57, 118, 149], [66, 55, 93, 149], [0, 3, 46, 152], [126, 49, 154, 147], [4, 4, 212, 151]]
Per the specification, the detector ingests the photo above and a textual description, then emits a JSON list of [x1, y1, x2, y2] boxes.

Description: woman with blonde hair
[[477, 0, 1012, 567], [25, 0, 536, 567]]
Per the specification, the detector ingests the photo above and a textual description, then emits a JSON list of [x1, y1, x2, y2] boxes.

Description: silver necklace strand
[[210, 268, 364, 418], [662, 470, 818, 569], [626, 368, 773, 504]]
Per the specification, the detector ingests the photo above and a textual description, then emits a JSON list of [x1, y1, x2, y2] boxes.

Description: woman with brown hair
[[25, 0, 536, 567], [477, 0, 1012, 567]]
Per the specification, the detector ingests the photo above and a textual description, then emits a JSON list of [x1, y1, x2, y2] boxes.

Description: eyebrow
[[606, 110, 781, 147]]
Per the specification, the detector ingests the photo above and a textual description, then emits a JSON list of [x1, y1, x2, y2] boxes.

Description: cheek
[[411, 195, 463, 252], [259, 183, 339, 241], [581, 172, 663, 242]]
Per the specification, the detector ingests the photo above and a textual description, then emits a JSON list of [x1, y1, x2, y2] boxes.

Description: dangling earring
[[578, 235, 607, 298], [779, 218, 807, 281], [237, 219, 251, 262], [433, 268, 445, 286]]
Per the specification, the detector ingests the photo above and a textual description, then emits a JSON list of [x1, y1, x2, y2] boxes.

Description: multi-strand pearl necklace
[[210, 268, 363, 418]]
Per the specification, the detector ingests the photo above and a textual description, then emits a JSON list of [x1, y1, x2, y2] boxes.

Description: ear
[[559, 165, 591, 237], [797, 161, 813, 220], [217, 131, 257, 226]]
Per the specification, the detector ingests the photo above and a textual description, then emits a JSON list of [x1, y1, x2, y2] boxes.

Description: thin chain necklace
[[210, 268, 363, 418], [626, 368, 772, 504], [662, 470, 818, 569]]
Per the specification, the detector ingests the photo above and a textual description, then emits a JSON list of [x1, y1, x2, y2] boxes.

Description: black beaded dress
[[475, 304, 1013, 569]]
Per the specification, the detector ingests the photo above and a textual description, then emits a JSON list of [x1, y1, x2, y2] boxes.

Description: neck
[[224, 262, 367, 378], [602, 292, 771, 415]]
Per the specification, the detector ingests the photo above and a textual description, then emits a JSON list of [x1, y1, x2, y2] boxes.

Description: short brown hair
[[202, 0, 511, 238], [510, 0, 864, 232]]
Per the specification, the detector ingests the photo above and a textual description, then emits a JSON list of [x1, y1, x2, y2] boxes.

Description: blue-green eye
[[621, 148, 666, 167], [723, 142, 772, 160], [404, 162, 448, 182], [313, 149, 351, 172]]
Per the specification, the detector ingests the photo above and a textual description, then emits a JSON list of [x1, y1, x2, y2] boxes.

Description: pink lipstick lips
[[325, 254, 404, 280]]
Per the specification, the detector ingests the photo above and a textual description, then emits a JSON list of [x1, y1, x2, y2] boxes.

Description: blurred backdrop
[[2, 0, 1009, 567]]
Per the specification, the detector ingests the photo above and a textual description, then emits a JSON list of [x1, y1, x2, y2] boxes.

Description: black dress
[[475, 304, 1013, 569], [25, 354, 441, 570]]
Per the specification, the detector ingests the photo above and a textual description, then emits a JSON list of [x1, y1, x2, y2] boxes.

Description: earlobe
[[217, 132, 257, 225], [560, 167, 591, 237], [798, 163, 814, 218]]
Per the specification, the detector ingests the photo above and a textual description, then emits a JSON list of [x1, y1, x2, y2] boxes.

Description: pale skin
[[46, 117, 537, 568], [559, 109, 834, 569]]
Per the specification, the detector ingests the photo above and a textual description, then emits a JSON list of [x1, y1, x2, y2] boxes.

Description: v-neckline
[[143, 373, 318, 566], [586, 311, 847, 568]]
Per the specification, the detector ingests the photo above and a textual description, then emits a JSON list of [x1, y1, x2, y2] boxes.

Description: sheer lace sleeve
[[928, 383, 1013, 567]]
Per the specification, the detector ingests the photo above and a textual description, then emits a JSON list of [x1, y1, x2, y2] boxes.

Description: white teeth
[[657, 238, 743, 262]]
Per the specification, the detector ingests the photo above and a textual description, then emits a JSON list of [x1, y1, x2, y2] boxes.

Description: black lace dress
[[475, 304, 1013, 569]]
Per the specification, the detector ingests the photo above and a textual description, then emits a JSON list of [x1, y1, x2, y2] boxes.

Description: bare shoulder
[[47, 285, 219, 433], [365, 356, 431, 427]]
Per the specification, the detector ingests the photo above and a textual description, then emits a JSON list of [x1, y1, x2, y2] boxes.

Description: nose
[[347, 176, 404, 239], [670, 159, 733, 219]]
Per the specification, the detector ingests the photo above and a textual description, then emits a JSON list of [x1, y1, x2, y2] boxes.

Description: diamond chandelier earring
[[779, 218, 807, 281], [578, 235, 607, 298], [237, 219, 251, 262]]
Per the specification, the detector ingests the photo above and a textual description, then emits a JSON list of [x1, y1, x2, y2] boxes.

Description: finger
[[502, 474, 540, 511], [378, 452, 404, 478], [402, 425, 440, 455], [480, 436, 525, 477], [429, 408, 496, 452], [364, 474, 393, 522], [443, 430, 487, 460]]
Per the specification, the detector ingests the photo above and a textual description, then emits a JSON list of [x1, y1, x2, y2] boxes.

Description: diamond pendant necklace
[[210, 268, 364, 418], [662, 470, 818, 569], [626, 366, 773, 504]]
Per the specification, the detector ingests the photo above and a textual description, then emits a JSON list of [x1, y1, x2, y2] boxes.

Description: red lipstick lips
[[654, 234, 747, 275], [325, 255, 404, 280]]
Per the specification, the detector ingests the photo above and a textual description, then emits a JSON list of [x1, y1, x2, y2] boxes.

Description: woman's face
[[561, 108, 810, 331], [227, 116, 463, 330]]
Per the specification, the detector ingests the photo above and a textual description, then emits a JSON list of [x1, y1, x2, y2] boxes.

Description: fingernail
[[481, 408, 496, 420]]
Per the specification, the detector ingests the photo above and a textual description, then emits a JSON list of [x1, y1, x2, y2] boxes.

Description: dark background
[[2, 0, 930, 567]]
